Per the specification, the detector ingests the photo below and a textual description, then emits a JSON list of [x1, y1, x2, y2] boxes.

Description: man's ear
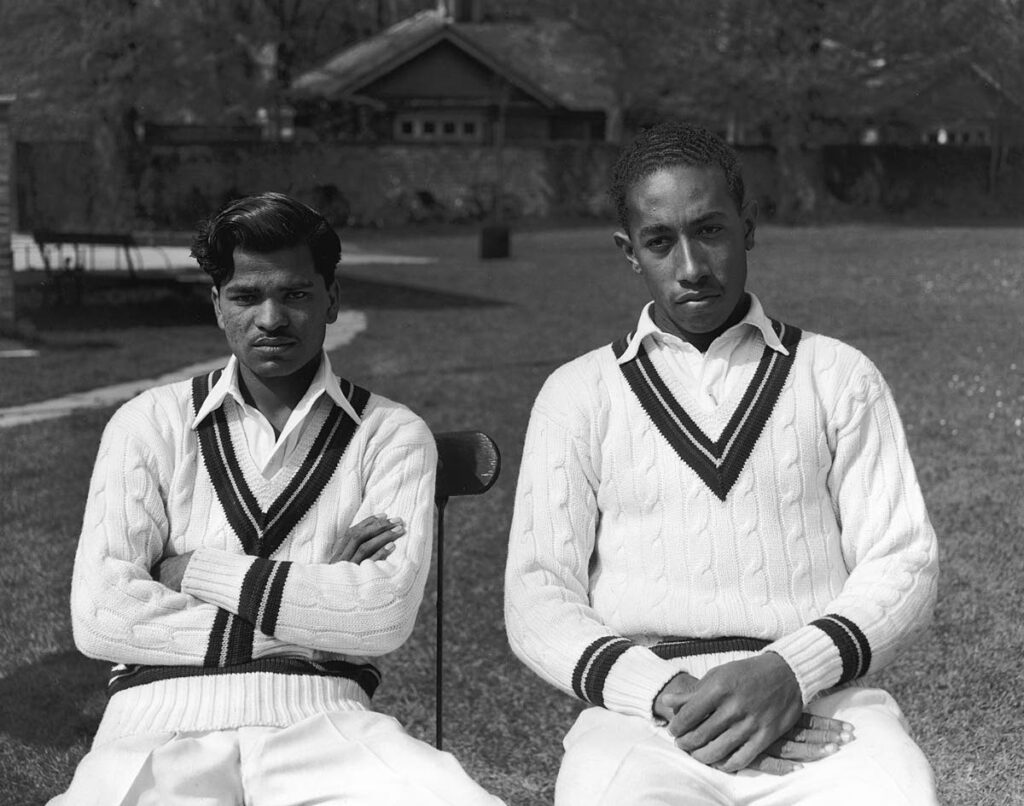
[[741, 199, 758, 251], [325, 275, 341, 324], [613, 231, 641, 273], [210, 285, 226, 331]]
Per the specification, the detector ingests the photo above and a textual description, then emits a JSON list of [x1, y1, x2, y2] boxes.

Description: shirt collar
[[191, 351, 362, 429], [614, 293, 788, 365]]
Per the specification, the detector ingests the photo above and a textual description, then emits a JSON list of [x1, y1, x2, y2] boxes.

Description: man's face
[[211, 245, 339, 388], [614, 164, 756, 342]]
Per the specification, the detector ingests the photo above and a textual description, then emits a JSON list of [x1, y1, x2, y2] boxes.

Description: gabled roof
[[292, 8, 615, 112], [869, 59, 1024, 125]]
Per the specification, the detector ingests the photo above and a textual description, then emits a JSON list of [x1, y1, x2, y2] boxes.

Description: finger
[[668, 688, 725, 738], [742, 754, 802, 776], [708, 732, 773, 774], [369, 542, 397, 561], [790, 716, 856, 745], [672, 705, 735, 753], [352, 525, 405, 563], [337, 515, 388, 561], [796, 713, 855, 738], [658, 689, 693, 714], [764, 736, 840, 761], [783, 727, 845, 746], [686, 723, 752, 769]]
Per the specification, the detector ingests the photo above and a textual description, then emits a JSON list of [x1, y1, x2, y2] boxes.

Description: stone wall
[[136, 141, 619, 230], [0, 96, 14, 330]]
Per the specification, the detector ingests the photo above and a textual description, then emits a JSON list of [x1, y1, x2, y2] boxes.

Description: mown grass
[[1, 224, 1022, 805]]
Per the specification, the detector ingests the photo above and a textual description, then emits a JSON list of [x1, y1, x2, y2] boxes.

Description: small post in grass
[[480, 78, 510, 260]]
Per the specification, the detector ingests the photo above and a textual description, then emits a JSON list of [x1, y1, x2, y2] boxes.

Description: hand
[[745, 712, 855, 775], [653, 671, 700, 723], [666, 652, 803, 773], [654, 666, 853, 775], [335, 514, 405, 563], [152, 551, 194, 592]]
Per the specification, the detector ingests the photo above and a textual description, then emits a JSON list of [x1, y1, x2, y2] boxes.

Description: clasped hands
[[653, 652, 854, 776], [152, 514, 405, 591]]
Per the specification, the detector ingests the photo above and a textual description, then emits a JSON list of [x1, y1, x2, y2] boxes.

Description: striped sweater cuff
[[571, 638, 682, 719], [182, 548, 277, 629], [765, 614, 872, 703]]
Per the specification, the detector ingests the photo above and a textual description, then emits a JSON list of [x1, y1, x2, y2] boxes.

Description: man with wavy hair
[[53, 192, 502, 806]]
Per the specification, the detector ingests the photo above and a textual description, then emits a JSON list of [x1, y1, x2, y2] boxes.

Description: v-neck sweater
[[504, 315, 938, 719], [70, 372, 437, 743]]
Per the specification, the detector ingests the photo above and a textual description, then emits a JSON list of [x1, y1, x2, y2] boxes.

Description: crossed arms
[[70, 393, 437, 666]]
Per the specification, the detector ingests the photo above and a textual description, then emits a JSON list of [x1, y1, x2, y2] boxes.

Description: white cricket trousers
[[48, 710, 505, 806], [555, 687, 938, 806]]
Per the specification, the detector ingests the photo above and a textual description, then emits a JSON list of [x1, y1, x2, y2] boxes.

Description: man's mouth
[[677, 292, 718, 304], [253, 337, 296, 349]]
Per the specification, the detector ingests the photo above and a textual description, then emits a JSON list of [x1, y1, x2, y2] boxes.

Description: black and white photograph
[[0, 1, 1022, 803]]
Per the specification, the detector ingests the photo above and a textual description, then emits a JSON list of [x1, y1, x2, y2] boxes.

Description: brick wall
[[0, 96, 14, 330]]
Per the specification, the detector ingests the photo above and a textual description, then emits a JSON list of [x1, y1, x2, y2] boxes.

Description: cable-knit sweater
[[504, 305, 938, 720], [71, 370, 437, 743]]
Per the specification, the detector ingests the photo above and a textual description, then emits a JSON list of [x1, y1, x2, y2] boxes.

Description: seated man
[[504, 124, 939, 805], [52, 192, 503, 805]]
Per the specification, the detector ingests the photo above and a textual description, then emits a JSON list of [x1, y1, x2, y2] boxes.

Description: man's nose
[[674, 239, 708, 285], [255, 298, 288, 330]]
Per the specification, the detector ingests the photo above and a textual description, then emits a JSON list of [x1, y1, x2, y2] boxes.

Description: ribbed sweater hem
[[92, 672, 372, 747]]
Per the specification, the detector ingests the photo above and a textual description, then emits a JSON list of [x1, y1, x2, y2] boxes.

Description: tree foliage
[[0, 0, 431, 226]]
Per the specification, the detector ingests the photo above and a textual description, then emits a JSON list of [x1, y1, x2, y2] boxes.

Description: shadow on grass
[[13, 274, 506, 335], [0, 650, 108, 748]]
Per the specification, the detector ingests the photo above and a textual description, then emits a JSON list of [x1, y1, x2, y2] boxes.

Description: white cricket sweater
[[505, 304, 938, 720], [71, 369, 437, 744]]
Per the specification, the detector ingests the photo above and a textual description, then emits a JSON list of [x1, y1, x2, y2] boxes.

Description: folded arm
[[178, 415, 437, 656], [71, 407, 300, 665], [505, 389, 681, 719], [764, 359, 939, 702]]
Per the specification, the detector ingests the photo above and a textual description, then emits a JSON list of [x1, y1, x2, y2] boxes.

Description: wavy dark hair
[[609, 122, 745, 230], [191, 191, 341, 288]]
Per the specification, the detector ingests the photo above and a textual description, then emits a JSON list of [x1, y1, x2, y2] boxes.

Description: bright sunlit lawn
[[1, 223, 1022, 805]]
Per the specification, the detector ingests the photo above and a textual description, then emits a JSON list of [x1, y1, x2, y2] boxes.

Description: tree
[[0, 0, 432, 228], [517, 0, 972, 220], [665, 0, 972, 220]]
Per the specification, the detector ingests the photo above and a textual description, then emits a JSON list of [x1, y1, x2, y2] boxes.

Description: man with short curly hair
[[505, 124, 939, 805]]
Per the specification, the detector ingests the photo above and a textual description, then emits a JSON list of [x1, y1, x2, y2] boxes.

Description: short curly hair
[[609, 122, 745, 231], [191, 192, 341, 289]]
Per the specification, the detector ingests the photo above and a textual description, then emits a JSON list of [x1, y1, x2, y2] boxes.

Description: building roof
[[291, 8, 615, 111]]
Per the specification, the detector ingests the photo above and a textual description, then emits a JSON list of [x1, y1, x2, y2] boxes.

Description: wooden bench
[[433, 431, 501, 748], [32, 230, 139, 306], [33, 230, 139, 277]]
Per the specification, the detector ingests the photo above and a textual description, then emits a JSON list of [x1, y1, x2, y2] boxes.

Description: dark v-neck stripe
[[614, 320, 802, 501], [191, 370, 370, 666]]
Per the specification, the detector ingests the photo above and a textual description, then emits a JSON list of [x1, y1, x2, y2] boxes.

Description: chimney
[[447, 0, 483, 23]]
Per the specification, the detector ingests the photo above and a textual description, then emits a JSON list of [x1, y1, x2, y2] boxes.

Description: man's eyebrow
[[637, 223, 674, 239]]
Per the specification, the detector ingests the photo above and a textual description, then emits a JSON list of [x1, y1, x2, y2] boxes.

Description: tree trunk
[[774, 124, 827, 223], [90, 105, 142, 230]]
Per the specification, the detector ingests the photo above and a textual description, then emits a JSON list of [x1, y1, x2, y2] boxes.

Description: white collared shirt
[[616, 293, 789, 412], [191, 351, 361, 478]]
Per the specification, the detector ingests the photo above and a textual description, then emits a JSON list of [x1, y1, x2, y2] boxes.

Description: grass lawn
[[1, 223, 1022, 804]]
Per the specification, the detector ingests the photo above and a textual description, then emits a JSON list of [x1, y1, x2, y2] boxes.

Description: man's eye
[[699, 225, 723, 237], [286, 291, 309, 300], [645, 238, 671, 251], [229, 295, 256, 304]]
